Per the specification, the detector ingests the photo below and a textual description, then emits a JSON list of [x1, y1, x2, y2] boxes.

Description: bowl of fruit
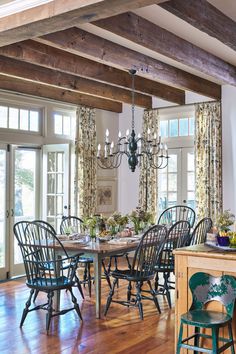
[[98, 230, 112, 242]]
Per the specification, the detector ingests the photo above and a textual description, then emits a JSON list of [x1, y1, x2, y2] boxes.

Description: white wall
[[222, 85, 236, 214]]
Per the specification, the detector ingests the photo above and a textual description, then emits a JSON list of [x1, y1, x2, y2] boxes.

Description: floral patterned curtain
[[195, 101, 222, 223], [74, 106, 97, 217], [138, 109, 159, 218]]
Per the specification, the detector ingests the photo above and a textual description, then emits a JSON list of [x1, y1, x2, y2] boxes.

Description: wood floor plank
[[0, 268, 175, 354]]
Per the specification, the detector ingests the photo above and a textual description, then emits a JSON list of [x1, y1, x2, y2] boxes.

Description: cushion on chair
[[181, 309, 232, 328], [27, 276, 75, 290]]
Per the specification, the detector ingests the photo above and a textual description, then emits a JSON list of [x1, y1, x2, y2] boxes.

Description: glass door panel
[[42, 145, 70, 233], [158, 147, 195, 214], [0, 146, 8, 279], [11, 147, 39, 277]]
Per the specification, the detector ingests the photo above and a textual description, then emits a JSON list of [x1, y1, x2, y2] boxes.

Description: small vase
[[90, 227, 96, 240], [134, 221, 140, 235]]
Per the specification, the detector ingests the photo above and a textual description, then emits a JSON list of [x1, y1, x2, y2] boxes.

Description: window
[[0, 105, 40, 132], [53, 112, 76, 137], [160, 116, 194, 138], [158, 106, 195, 214]]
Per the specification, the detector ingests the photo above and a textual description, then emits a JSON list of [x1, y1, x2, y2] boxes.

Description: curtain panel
[[74, 106, 97, 217], [138, 109, 159, 218], [195, 101, 222, 223]]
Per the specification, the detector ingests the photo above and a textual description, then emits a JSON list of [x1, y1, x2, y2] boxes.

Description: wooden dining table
[[61, 238, 140, 318]]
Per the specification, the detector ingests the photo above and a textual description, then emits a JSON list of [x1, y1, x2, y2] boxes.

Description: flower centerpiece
[[83, 216, 97, 239], [216, 209, 235, 246], [112, 211, 129, 232], [106, 216, 117, 236], [129, 207, 154, 235]]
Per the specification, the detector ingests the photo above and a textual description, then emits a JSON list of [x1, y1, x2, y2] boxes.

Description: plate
[[205, 241, 236, 251], [98, 236, 112, 242]]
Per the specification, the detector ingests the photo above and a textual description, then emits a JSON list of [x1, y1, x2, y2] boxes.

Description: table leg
[[54, 254, 61, 311], [93, 253, 102, 319]]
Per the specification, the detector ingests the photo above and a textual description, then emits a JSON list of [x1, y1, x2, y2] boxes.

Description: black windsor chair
[[189, 217, 213, 246], [154, 220, 191, 308], [104, 225, 168, 320], [33, 219, 84, 300], [60, 216, 95, 296], [13, 221, 83, 333], [158, 205, 195, 228]]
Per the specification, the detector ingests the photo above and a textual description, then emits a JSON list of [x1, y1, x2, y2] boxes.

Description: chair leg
[[102, 259, 112, 289], [33, 289, 39, 302], [147, 280, 161, 314], [20, 288, 34, 327], [104, 278, 118, 316], [228, 322, 235, 354], [176, 322, 184, 354], [68, 287, 82, 321], [75, 274, 84, 299], [87, 263, 92, 297], [114, 257, 119, 288], [194, 326, 200, 354], [154, 272, 159, 292], [125, 254, 132, 270], [135, 282, 143, 320], [127, 281, 132, 303], [46, 291, 54, 334], [212, 327, 219, 354], [83, 264, 88, 288], [163, 272, 172, 308]]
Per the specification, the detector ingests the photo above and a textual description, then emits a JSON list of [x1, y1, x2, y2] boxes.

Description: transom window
[[0, 105, 40, 132], [53, 111, 76, 137], [160, 117, 194, 138]]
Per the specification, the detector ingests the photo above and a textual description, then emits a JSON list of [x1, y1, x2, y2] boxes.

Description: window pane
[[188, 152, 194, 171], [30, 111, 39, 132], [20, 109, 29, 130], [9, 108, 19, 129], [54, 114, 63, 134], [169, 119, 178, 137], [158, 173, 167, 191], [47, 196, 55, 216], [168, 173, 177, 191], [168, 192, 177, 205], [168, 154, 177, 173], [188, 192, 195, 209], [188, 172, 195, 190], [48, 153, 56, 172], [179, 118, 188, 136], [159, 193, 167, 211], [160, 120, 168, 137], [57, 174, 63, 194], [189, 117, 194, 135], [0, 106, 8, 128], [56, 196, 63, 214], [48, 174, 56, 194], [63, 115, 71, 135], [57, 153, 63, 172]]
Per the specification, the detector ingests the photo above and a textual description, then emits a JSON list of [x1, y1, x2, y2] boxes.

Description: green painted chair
[[177, 272, 236, 353]]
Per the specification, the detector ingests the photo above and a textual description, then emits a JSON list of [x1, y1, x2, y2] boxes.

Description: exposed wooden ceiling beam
[[160, 0, 236, 52], [0, 40, 185, 104], [94, 12, 236, 86], [0, 55, 152, 108], [0, 0, 166, 47], [0, 74, 122, 112], [37, 27, 221, 99]]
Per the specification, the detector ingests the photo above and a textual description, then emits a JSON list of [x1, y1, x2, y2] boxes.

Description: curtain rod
[[145, 99, 220, 112]]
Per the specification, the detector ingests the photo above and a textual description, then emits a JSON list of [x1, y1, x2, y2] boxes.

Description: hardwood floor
[[0, 268, 175, 354]]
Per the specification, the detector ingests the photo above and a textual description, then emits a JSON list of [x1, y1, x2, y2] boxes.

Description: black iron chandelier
[[97, 69, 169, 172]]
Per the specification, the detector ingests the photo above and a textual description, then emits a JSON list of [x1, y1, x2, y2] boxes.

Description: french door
[[42, 144, 70, 233], [158, 147, 195, 213], [0, 145, 40, 279]]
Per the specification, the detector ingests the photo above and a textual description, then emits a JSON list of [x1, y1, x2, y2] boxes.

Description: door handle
[[11, 209, 14, 217], [183, 200, 186, 204], [6, 210, 9, 218]]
